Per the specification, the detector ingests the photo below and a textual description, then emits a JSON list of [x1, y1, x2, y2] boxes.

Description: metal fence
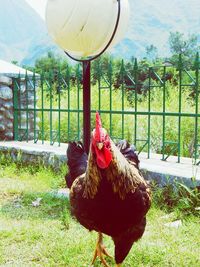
[[13, 53, 200, 163]]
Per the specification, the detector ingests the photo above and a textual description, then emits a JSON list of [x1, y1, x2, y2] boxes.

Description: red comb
[[96, 112, 102, 128], [95, 112, 102, 141]]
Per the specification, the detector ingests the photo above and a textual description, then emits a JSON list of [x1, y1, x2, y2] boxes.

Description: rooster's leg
[[91, 232, 112, 267]]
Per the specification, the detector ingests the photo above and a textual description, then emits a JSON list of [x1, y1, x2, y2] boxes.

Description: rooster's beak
[[96, 142, 104, 150]]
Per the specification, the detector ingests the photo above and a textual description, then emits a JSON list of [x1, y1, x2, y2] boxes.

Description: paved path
[[0, 141, 199, 186]]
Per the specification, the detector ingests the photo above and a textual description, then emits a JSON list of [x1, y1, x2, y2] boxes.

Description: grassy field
[[0, 162, 200, 267]]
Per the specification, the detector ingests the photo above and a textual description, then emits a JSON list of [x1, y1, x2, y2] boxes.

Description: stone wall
[[16, 79, 40, 140], [0, 75, 39, 141], [0, 76, 14, 140]]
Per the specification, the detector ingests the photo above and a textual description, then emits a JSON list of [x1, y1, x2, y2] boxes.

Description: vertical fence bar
[[194, 52, 199, 163], [58, 68, 61, 146], [109, 60, 113, 137], [121, 60, 125, 139], [98, 60, 101, 111], [76, 65, 81, 140], [178, 54, 182, 163], [148, 67, 151, 158], [134, 59, 138, 146], [18, 73, 21, 140], [66, 65, 71, 141], [162, 66, 166, 160], [25, 71, 29, 142], [49, 71, 53, 145], [41, 73, 44, 144], [33, 72, 37, 143], [13, 78, 18, 141]]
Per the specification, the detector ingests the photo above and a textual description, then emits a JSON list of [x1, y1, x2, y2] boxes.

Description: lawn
[[0, 162, 200, 267]]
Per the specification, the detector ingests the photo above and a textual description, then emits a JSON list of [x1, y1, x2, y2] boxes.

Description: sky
[[25, 0, 200, 26], [25, 0, 200, 59], [25, 0, 47, 19]]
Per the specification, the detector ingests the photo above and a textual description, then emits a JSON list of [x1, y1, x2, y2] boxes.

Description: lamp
[[46, 0, 130, 153]]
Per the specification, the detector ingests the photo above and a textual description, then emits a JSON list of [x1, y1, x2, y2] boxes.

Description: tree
[[169, 32, 199, 56], [168, 32, 199, 67], [34, 51, 69, 74], [11, 60, 18, 65], [145, 44, 158, 62]]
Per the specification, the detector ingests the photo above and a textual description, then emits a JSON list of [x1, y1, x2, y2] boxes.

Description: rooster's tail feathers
[[116, 140, 140, 169], [65, 141, 88, 189]]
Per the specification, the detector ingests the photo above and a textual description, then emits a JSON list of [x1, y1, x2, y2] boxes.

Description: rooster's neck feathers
[[83, 140, 146, 200], [83, 147, 101, 199], [105, 140, 146, 199]]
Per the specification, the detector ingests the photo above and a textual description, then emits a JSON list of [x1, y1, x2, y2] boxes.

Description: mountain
[[0, 0, 64, 65], [0, 0, 199, 66], [124, 0, 200, 58]]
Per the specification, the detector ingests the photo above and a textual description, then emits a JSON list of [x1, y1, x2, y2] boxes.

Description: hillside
[[125, 0, 200, 58], [0, 0, 199, 65], [0, 0, 62, 65]]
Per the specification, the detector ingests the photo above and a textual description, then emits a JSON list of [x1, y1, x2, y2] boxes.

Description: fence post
[[108, 59, 113, 136], [76, 64, 81, 140], [57, 67, 61, 146], [25, 71, 29, 142], [41, 72, 44, 144], [49, 70, 53, 145], [66, 65, 71, 142], [162, 65, 166, 160], [120, 59, 125, 139], [148, 67, 152, 159], [194, 52, 199, 163], [33, 71, 37, 143], [13, 78, 19, 141], [177, 54, 183, 163], [134, 58, 138, 146], [97, 59, 101, 111]]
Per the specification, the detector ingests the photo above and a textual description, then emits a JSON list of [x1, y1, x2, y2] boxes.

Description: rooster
[[66, 112, 151, 267]]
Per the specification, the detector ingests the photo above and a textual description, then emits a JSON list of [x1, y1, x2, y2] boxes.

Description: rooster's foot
[[91, 232, 112, 267]]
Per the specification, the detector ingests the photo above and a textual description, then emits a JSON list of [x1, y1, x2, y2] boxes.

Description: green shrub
[[152, 178, 200, 216]]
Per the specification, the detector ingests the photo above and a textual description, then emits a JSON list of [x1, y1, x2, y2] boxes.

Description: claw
[[91, 232, 112, 267]]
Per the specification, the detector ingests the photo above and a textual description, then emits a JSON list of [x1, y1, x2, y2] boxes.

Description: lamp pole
[[82, 60, 91, 154], [45, 0, 129, 153], [64, 0, 121, 154]]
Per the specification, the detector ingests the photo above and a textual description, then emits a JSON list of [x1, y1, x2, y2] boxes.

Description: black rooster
[[65, 113, 151, 267]]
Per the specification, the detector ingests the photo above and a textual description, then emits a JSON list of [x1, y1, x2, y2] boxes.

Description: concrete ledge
[[0, 141, 199, 186], [0, 141, 68, 168], [139, 152, 200, 187]]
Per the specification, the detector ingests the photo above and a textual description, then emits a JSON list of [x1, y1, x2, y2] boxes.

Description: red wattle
[[94, 146, 112, 169]]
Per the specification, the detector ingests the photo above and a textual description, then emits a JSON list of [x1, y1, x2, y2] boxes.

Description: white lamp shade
[[45, 0, 130, 59]]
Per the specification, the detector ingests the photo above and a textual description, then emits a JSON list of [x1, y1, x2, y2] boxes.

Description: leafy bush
[[152, 178, 200, 216]]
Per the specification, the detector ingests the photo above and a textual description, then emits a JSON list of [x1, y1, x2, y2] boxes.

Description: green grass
[[0, 163, 200, 267]]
